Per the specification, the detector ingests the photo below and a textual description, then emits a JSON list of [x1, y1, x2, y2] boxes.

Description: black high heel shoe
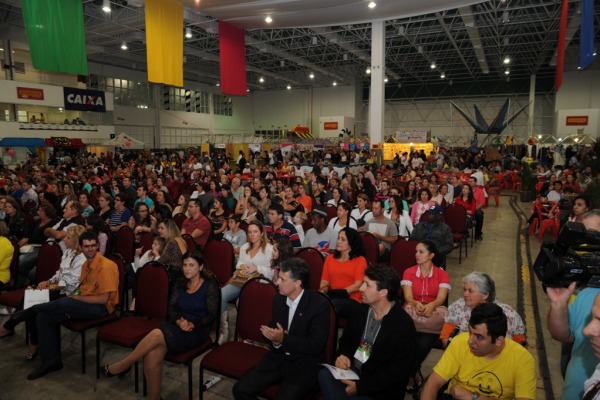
[[103, 364, 131, 378]]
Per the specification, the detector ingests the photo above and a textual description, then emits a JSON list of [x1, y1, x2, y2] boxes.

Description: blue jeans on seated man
[[318, 365, 373, 400], [35, 297, 107, 368]]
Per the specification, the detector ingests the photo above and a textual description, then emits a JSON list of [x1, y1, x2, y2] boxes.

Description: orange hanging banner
[[145, 0, 183, 87]]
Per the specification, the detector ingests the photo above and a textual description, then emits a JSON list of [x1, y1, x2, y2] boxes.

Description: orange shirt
[[79, 253, 119, 314], [321, 255, 367, 302]]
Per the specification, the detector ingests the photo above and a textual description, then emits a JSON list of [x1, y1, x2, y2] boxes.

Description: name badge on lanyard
[[354, 337, 374, 363]]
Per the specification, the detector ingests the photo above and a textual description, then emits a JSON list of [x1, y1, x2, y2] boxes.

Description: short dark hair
[[79, 231, 99, 245], [364, 265, 399, 302], [269, 203, 284, 216], [280, 257, 310, 289], [469, 302, 508, 343]]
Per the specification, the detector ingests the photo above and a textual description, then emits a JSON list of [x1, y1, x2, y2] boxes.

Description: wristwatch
[[471, 392, 480, 400]]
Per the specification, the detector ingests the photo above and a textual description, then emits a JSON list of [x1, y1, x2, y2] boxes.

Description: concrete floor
[[0, 194, 563, 400]]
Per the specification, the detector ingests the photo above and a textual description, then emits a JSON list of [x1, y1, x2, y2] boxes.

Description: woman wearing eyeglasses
[[108, 194, 132, 233]]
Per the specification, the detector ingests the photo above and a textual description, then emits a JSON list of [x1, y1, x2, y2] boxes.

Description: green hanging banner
[[21, 0, 88, 76]]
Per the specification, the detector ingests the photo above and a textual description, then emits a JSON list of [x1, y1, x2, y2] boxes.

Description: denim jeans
[[318, 366, 372, 400], [220, 284, 242, 314], [35, 297, 107, 367]]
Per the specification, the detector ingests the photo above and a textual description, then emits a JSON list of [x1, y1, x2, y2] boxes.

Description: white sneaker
[[0, 307, 13, 315]]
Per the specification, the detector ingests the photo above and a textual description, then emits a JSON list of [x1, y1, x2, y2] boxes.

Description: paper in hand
[[320, 364, 360, 380]]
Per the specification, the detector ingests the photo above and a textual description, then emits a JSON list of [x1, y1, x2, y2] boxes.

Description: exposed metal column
[[152, 84, 161, 149], [528, 75, 536, 136], [369, 21, 385, 145], [3, 40, 17, 121]]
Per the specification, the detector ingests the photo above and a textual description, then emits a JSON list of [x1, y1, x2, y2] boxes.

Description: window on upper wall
[[213, 94, 233, 116], [162, 86, 210, 114], [92, 75, 153, 108]]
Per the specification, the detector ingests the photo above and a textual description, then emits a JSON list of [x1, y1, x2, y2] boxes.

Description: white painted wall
[[555, 108, 600, 137], [355, 95, 554, 144], [554, 70, 600, 138], [251, 85, 357, 136]]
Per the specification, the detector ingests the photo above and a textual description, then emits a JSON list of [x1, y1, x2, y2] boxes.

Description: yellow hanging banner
[[145, 0, 183, 87]]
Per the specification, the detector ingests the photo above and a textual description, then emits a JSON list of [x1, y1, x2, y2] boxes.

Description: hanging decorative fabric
[[555, 0, 569, 91], [21, 0, 88, 75], [145, 0, 183, 87], [219, 21, 247, 96]]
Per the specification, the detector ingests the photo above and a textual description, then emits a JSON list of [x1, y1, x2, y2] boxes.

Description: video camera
[[533, 222, 600, 288]]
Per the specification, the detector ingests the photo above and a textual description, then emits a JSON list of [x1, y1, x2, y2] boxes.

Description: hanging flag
[[145, 0, 183, 87], [219, 21, 247, 96], [555, 0, 569, 91], [21, 0, 88, 75], [579, 0, 595, 70]]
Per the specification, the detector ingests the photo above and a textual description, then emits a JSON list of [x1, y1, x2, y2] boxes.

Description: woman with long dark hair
[[103, 250, 218, 400], [319, 227, 367, 319], [401, 240, 450, 392]]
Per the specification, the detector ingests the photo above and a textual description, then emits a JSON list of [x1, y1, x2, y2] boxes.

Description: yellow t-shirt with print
[[434, 333, 536, 399]]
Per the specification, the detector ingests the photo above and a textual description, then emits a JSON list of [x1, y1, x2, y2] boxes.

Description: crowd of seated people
[[0, 144, 597, 398]]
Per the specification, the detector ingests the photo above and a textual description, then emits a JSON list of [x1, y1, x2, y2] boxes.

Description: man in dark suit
[[233, 258, 331, 400]]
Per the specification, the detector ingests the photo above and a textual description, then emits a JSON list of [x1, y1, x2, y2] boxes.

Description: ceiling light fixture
[[312, 36, 318, 45], [120, 41, 128, 50], [503, 55, 510, 64], [504, 69, 510, 75], [368, 2, 376, 9], [332, 81, 338, 86], [366, 68, 371, 74], [440, 72, 446, 79], [384, 77, 388, 83], [259, 77, 264, 83], [185, 27, 192, 39], [216, 82, 220, 87], [417, 46, 423, 53], [280, 60, 285, 67], [343, 54, 348, 61], [504, 38, 510, 46], [287, 85, 291, 90], [398, 25, 405, 36], [430, 62, 436, 69], [265, 16, 272, 23], [309, 72, 315, 79], [102, 0, 111, 13], [502, 11, 509, 23]]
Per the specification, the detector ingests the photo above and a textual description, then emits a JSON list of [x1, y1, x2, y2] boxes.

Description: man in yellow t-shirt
[[421, 303, 536, 400]]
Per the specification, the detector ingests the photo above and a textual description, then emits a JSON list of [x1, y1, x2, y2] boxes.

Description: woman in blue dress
[[103, 250, 219, 400]]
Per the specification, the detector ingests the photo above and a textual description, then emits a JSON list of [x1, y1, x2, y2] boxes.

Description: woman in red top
[[454, 184, 476, 224], [401, 240, 450, 392], [319, 227, 367, 319]]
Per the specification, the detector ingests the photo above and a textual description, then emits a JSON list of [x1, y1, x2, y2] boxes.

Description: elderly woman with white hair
[[439, 271, 526, 348]]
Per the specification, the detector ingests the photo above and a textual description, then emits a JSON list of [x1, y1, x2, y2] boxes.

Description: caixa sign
[[63, 87, 106, 112]]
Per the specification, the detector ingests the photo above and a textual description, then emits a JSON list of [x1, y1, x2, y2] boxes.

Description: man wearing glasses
[[181, 198, 211, 249], [27, 231, 119, 380]]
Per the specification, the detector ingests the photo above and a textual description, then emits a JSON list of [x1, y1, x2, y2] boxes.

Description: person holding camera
[[547, 210, 600, 399]]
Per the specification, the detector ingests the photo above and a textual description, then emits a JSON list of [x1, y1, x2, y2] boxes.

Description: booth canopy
[[45, 137, 85, 148], [0, 137, 47, 147], [102, 133, 145, 149]]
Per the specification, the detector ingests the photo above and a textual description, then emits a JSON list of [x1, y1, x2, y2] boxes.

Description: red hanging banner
[[219, 21, 247, 96]]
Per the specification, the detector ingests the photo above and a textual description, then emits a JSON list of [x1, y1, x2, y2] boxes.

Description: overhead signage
[[323, 122, 338, 130], [395, 130, 430, 143], [17, 87, 44, 100], [566, 116, 588, 126], [63, 87, 106, 112]]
